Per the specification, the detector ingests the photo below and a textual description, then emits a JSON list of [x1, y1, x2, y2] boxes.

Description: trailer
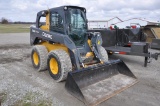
[[89, 29, 160, 67], [106, 42, 159, 67], [142, 25, 160, 50], [151, 39, 160, 49]]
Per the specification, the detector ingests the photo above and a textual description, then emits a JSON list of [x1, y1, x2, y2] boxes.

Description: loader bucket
[[65, 59, 138, 106]]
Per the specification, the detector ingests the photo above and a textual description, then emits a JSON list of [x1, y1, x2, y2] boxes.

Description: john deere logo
[[42, 32, 52, 39]]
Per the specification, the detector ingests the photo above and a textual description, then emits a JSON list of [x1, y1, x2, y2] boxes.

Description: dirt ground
[[0, 33, 160, 106]]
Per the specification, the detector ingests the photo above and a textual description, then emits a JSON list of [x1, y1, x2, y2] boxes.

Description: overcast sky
[[0, 0, 160, 23]]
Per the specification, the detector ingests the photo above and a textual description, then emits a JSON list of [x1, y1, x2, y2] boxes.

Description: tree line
[[0, 17, 35, 24]]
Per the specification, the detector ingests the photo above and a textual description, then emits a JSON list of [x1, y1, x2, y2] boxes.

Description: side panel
[[30, 27, 81, 70], [40, 42, 69, 53], [151, 38, 160, 49], [30, 27, 65, 45]]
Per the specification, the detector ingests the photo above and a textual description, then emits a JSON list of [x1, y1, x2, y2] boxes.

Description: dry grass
[[0, 92, 7, 104], [13, 92, 52, 106], [0, 24, 31, 33]]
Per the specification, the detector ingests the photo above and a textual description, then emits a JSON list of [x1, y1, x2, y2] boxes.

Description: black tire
[[47, 49, 72, 82], [99, 46, 108, 62], [31, 45, 48, 71]]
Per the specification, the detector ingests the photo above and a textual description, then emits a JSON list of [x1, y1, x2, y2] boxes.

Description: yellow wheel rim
[[33, 51, 39, 65], [49, 58, 58, 74]]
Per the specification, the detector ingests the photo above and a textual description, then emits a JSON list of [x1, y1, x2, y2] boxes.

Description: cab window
[[50, 12, 64, 34]]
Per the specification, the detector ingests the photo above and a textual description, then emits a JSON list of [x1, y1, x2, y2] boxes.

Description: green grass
[[0, 92, 7, 103], [0, 24, 31, 33], [13, 92, 52, 106]]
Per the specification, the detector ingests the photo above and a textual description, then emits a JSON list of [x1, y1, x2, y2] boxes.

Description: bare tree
[[1, 17, 9, 24]]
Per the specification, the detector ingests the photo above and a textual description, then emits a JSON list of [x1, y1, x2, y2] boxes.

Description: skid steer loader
[[30, 6, 138, 106]]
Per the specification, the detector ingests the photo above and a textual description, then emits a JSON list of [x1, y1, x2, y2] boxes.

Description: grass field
[[0, 24, 31, 33]]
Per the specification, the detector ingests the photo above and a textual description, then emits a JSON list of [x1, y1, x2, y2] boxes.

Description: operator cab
[[36, 6, 88, 46], [66, 7, 88, 46]]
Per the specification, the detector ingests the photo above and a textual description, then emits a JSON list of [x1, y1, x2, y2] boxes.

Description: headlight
[[64, 6, 67, 10]]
